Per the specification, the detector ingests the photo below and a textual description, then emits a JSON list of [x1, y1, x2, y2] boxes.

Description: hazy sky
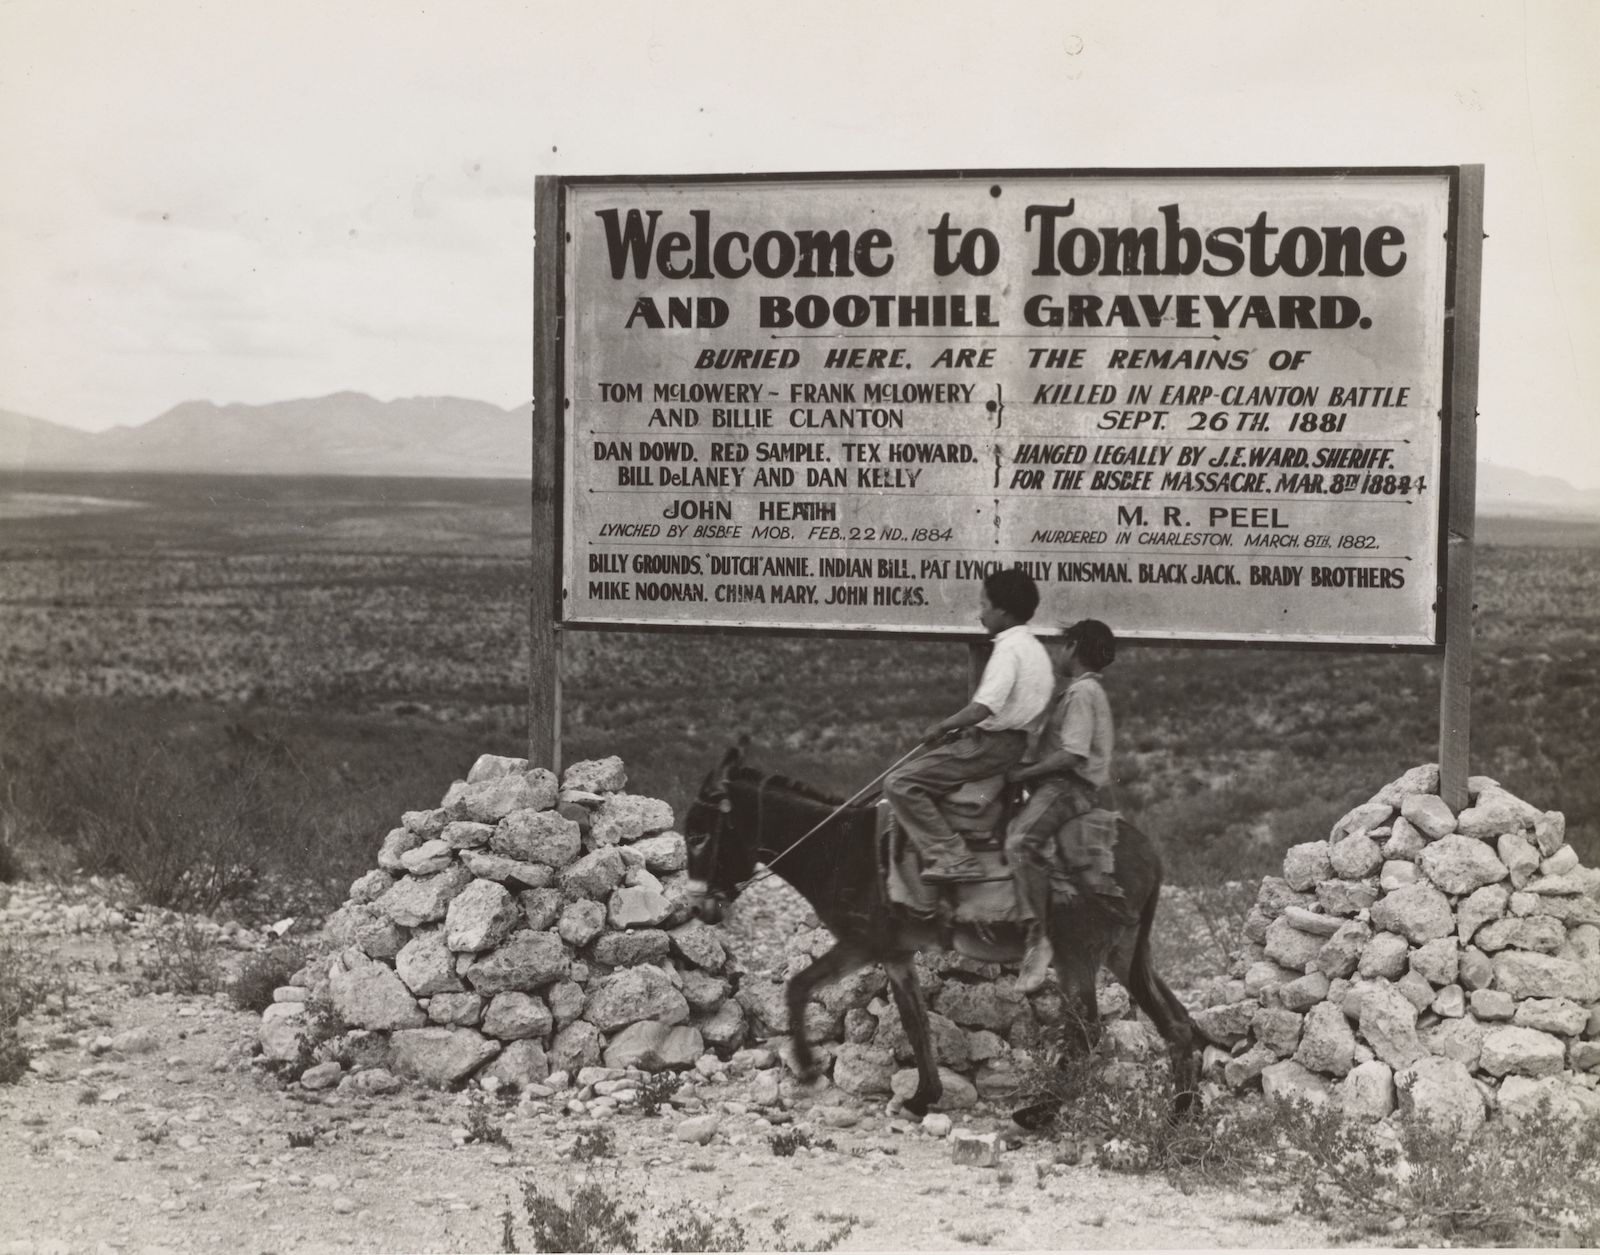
[[2, 0, 1596, 485]]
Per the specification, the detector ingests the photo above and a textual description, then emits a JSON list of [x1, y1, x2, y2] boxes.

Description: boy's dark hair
[[1064, 619, 1116, 670], [983, 568, 1040, 622]]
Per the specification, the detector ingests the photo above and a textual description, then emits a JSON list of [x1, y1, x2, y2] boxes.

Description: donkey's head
[[683, 743, 757, 922]]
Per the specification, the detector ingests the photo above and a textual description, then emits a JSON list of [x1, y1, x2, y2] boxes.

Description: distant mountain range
[[0, 393, 1596, 516], [0, 394, 529, 479]]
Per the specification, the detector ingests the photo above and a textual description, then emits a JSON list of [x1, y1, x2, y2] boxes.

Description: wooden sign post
[[1439, 165, 1484, 810]]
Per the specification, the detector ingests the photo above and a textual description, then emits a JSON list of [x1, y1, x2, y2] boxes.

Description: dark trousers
[[884, 729, 1028, 870]]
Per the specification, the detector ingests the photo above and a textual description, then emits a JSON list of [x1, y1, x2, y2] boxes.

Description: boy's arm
[[1010, 746, 1087, 783], [921, 699, 994, 743], [921, 643, 1016, 741]]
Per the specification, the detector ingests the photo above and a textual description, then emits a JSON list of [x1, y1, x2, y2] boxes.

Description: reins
[[733, 743, 926, 890]]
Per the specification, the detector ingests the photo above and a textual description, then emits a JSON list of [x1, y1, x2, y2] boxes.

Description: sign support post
[[530, 176, 563, 769], [1439, 165, 1485, 811]]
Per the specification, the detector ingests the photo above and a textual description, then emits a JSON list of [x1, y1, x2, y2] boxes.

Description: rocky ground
[[0, 879, 1350, 1254]]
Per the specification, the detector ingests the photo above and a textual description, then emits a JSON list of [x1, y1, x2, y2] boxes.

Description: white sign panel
[[558, 170, 1455, 645]]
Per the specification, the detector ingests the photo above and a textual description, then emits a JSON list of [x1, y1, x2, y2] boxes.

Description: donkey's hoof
[[1011, 1099, 1060, 1131]]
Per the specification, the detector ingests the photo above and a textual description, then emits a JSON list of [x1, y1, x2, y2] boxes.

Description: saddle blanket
[[878, 799, 1122, 926]]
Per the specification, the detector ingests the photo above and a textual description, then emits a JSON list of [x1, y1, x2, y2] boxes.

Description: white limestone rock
[[389, 1026, 500, 1086], [589, 794, 676, 847], [492, 810, 582, 868], [562, 757, 628, 794], [377, 866, 473, 928], [1419, 834, 1508, 896], [1338, 1059, 1396, 1119], [1480, 1025, 1567, 1078], [1357, 980, 1423, 1068], [1282, 842, 1332, 893], [1400, 794, 1457, 840], [1396, 1056, 1485, 1138], [329, 950, 427, 1031], [444, 880, 522, 953], [1370, 882, 1454, 945]]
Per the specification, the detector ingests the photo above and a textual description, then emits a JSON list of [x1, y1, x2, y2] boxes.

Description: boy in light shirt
[[1006, 618, 1127, 992], [885, 569, 1053, 884]]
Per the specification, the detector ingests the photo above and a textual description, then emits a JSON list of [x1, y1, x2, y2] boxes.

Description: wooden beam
[[530, 177, 563, 770], [1439, 166, 1484, 810]]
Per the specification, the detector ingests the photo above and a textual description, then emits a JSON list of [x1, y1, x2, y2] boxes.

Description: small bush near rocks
[[568, 1126, 616, 1163], [769, 1127, 835, 1157], [138, 916, 224, 996], [228, 941, 309, 1012], [464, 1094, 512, 1148], [634, 1071, 681, 1117], [0, 839, 22, 883]]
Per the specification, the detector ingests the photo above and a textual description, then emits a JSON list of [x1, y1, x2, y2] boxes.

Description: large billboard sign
[[553, 169, 1460, 645]]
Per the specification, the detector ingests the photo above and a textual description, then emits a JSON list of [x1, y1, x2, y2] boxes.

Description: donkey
[[683, 744, 1201, 1121]]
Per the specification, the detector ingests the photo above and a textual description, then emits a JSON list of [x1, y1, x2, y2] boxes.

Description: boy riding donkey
[[1005, 617, 1130, 991], [885, 568, 1128, 993]]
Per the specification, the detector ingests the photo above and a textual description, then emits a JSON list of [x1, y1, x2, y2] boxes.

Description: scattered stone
[[950, 1130, 1001, 1167], [674, 1114, 719, 1145]]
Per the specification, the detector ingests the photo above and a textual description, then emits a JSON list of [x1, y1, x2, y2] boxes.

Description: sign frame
[[531, 166, 1482, 776]]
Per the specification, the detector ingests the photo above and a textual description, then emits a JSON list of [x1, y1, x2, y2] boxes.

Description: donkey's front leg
[[784, 944, 868, 1083], [883, 955, 941, 1118]]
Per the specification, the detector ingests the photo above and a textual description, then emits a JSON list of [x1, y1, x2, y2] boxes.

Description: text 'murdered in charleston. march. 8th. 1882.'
[[557, 172, 1454, 645]]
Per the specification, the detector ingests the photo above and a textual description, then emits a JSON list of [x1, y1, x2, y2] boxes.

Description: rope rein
[[734, 743, 926, 890]]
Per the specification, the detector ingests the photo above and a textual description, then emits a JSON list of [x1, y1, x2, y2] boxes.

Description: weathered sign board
[[547, 169, 1467, 647]]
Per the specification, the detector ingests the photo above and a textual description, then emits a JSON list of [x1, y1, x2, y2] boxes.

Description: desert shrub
[[656, 1205, 748, 1253], [0, 840, 21, 884], [228, 941, 310, 1012], [633, 1070, 681, 1116], [464, 1093, 512, 1148], [504, 1175, 856, 1254], [568, 1125, 616, 1163], [137, 916, 224, 995], [769, 1127, 834, 1157], [515, 1176, 638, 1253], [0, 937, 65, 1085]]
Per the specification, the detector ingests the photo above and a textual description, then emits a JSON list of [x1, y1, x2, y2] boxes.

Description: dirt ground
[[0, 892, 1343, 1254]]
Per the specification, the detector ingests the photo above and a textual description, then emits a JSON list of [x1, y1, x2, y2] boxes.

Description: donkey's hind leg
[[1048, 904, 1113, 1056], [784, 944, 869, 1082], [1107, 920, 1203, 1119], [883, 954, 941, 1119]]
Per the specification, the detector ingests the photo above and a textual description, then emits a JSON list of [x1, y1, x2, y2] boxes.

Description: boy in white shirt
[[885, 569, 1054, 884]]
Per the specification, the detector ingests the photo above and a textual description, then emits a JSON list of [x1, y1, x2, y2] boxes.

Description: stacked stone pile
[[259, 754, 750, 1089], [1194, 765, 1600, 1135], [731, 922, 1150, 1110]]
